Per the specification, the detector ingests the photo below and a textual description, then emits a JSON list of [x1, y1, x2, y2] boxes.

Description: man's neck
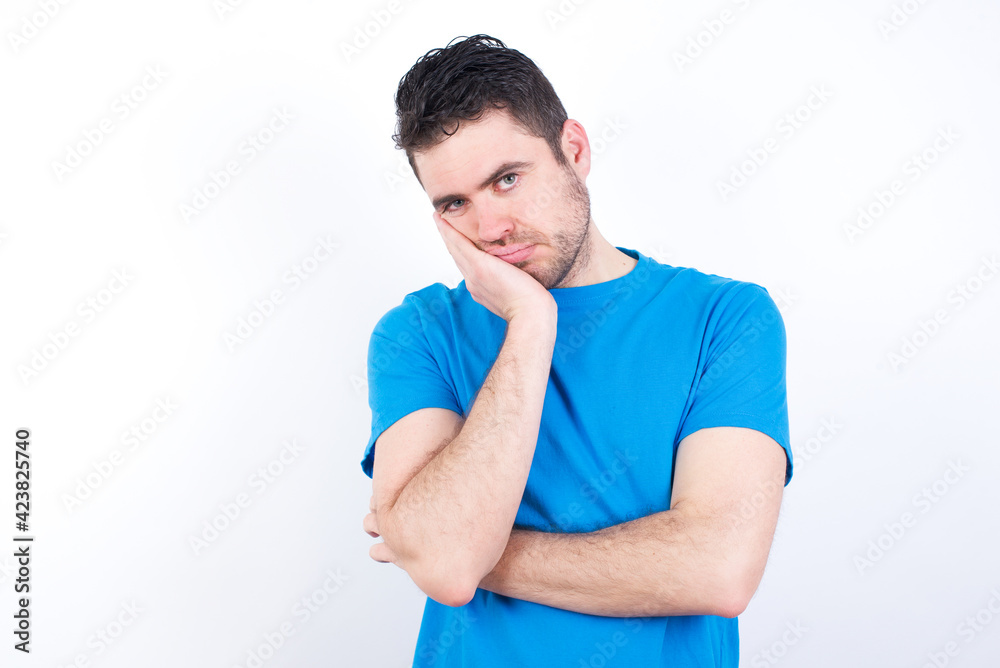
[[565, 223, 637, 287]]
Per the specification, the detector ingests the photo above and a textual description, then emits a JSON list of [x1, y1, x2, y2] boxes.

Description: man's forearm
[[477, 509, 748, 618], [381, 314, 556, 600]]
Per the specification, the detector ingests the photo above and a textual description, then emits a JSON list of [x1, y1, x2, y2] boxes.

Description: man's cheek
[[521, 183, 559, 218], [522, 198, 544, 219]]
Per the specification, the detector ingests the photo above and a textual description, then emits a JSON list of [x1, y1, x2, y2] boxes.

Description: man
[[361, 34, 792, 667]]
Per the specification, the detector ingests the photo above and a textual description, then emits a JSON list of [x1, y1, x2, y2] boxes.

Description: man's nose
[[474, 196, 514, 243]]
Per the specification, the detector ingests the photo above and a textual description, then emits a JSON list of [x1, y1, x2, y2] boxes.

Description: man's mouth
[[490, 244, 535, 263]]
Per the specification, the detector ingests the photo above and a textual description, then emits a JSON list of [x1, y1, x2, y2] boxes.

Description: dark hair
[[393, 34, 570, 179]]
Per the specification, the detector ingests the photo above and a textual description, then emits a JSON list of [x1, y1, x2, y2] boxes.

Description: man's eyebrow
[[431, 160, 534, 211]]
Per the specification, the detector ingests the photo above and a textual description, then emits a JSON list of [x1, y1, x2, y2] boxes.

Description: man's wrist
[[507, 307, 558, 342]]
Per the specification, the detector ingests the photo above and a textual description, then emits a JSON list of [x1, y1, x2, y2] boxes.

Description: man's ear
[[559, 119, 591, 180]]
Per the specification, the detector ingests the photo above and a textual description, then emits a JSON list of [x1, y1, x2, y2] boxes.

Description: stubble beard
[[516, 166, 593, 290]]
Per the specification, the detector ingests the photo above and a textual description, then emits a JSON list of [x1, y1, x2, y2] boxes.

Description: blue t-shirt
[[361, 247, 792, 667]]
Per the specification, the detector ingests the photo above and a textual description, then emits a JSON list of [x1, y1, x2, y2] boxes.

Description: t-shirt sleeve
[[676, 282, 793, 485], [360, 295, 464, 479]]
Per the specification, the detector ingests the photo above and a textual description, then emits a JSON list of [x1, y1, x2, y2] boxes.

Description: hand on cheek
[[432, 211, 555, 323]]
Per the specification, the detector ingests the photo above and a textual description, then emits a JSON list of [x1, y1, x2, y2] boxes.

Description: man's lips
[[488, 244, 535, 263]]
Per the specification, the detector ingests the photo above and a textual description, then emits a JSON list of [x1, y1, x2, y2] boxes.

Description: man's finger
[[433, 212, 474, 263]]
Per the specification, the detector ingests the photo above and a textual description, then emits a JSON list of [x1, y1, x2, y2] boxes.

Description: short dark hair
[[392, 34, 570, 180]]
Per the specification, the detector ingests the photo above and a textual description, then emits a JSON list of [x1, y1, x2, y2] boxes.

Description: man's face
[[413, 109, 593, 290]]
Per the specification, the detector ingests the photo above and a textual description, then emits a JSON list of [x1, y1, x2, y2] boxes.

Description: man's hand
[[364, 494, 399, 565], [434, 212, 555, 323]]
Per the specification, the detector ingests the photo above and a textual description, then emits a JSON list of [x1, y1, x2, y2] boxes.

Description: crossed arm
[[365, 392, 787, 619], [474, 426, 787, 618]]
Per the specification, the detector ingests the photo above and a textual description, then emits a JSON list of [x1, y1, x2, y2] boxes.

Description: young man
[[361, 34, 793, 667]]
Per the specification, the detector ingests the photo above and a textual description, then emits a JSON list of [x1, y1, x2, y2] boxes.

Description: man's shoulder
[[370, 280, 470, 338], [402, 280, 466, 313], [639, 252, 771, 310], [654, 263, 784, 343]]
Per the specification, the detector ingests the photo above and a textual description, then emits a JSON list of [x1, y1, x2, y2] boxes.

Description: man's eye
[[446, 199, 465, 211], [499, 174, 518, 187]]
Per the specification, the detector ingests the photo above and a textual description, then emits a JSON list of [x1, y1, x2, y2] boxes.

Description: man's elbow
[[429, 580, 478, 608], [712, 591, 749, 619], [407, 561, 480, 607], [711, 562, 765, 618], [380, 540, 479, 606], [381, 533, 480, 606], [379, 517, 495, 607]]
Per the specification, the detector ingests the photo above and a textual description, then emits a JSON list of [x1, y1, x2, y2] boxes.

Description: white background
[[2, 0, 999, 666]]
